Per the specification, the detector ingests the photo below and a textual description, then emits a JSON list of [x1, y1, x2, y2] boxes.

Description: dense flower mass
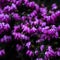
[[0, 0, 60, 60]]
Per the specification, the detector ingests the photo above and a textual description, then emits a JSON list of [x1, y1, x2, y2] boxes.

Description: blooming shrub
[[0, 0, 60, 60]]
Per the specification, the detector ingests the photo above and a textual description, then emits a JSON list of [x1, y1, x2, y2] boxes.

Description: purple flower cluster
[[0, 0, 60, 60]]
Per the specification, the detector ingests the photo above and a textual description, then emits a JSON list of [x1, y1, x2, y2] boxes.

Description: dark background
[[34, 0, 60, 9], [34, 0, 60, 5]]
